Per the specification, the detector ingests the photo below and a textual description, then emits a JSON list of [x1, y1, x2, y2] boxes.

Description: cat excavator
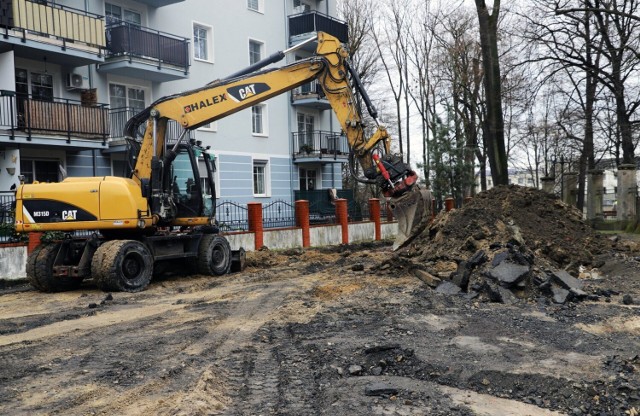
[[14, 32, 431, 293]]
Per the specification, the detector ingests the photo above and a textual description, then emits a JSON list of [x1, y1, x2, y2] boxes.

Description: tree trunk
[[475, 0, 508, 185]]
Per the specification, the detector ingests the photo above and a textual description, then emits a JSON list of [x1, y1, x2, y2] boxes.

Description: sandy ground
[[0, 241, 638, 415]]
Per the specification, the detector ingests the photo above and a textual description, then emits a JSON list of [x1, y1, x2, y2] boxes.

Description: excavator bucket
[[390, 188, 433, 250]]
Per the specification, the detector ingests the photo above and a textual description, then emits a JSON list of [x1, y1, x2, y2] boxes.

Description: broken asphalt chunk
[[364, 382, 399, 397], [551, 270, 584, 291], [552, 286, 570, 304], [487, 262, 530, 286]]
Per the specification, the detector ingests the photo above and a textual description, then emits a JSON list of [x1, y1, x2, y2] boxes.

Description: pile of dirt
[[399, 185, 617, 304], [412, 185, 610, 267]]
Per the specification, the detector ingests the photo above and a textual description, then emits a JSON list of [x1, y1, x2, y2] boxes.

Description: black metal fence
[[289, 11, 348, 43], [263, 200, 295, 228], [216, 201, 249, 232], [0, 93, 109, 141], [0, 192, 16, 242], [106, 22, 189, 72]]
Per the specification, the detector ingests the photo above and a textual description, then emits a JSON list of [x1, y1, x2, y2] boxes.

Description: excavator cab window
[[170, 147, 204, 217]]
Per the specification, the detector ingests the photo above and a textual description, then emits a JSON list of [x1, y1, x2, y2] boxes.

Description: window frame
[[247, 0, 264, 13], [248, 38, 265, 65], [192, 21, 214, 63], [251, 104, 268, 137], [252, 159, 270, 197]]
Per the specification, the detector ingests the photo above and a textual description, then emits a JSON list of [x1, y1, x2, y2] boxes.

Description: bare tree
[[474, 0, 509, 185]]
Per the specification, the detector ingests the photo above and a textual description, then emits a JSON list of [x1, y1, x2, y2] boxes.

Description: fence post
[[368, 198, 381, 241], [295, 200, 310, 248], [28, 232, 42, 255], [335, 198, 348, 244], [445, 197, 455, 212], [247, 202, 263, 250]]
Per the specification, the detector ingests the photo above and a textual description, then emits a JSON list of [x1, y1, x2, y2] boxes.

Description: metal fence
[[0, 93, 109, 141], [263, 200, 295, 228], [215, 200, 249, 232], [0, 192, 16, 242], [106, 21, 189, 72], [288, 11, 348, 43]]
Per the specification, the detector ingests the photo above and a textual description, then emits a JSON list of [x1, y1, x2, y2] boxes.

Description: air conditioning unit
[[66, 73, 88, 90]]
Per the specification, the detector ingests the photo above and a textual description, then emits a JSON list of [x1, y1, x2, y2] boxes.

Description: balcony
[[104, 106, 194, 153], [0, 0, 105, 66], [0, 91, 109, 148], [98, 22, 189, 82], [289, 11, 348, 48], [291, 80, 330, 110], [292, 130, 349, 164]]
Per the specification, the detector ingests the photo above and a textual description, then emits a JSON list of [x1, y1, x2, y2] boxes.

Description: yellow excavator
[[14, 32, 431, 293]]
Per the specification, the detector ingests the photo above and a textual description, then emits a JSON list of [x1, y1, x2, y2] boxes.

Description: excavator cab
[[167, 144, 216, 220]]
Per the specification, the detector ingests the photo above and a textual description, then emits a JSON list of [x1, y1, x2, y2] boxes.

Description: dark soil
[[0, 186, 638, 415]]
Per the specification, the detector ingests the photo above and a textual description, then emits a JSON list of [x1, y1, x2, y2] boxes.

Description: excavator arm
[[128, 32, 430, 248]]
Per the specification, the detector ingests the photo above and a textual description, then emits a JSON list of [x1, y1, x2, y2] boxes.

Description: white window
[[293, 0, 311, 13], [247, 0, 263, 13], [193, 23, 213, 62], [253, 160, 269, 196], [297, 112, 314, 148], [249, 39, 264, 65], [199, 121, 217, 131], [252, 104, 267, 135], [105, 3, 141, 25], [109, 83, 146, 112]]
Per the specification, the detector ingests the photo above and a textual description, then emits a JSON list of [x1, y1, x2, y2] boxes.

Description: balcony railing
[[0, 93, 109, 142], [289, 11, 348, 44], [1, 0, 106, 49], [106, 22, 189, 71], [109, 107, 194, 143], [292, 130, 349, 159]]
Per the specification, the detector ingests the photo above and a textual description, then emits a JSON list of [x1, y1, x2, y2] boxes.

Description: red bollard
[[295, 200, 310, 248], [335, 199, 349, 244], [368, 198, 381, 241], [444, 197, 455, 212], [247, 202, 263, 250]]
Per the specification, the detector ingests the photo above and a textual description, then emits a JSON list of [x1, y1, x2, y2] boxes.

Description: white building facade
[[0, 0, 348, 210]]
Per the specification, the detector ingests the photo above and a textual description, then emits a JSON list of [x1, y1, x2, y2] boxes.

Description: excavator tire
[[197, 234, 232, 276], [26, 244, 47, 291], [27, 242, 83, 292], [94, 240, 153, 292]]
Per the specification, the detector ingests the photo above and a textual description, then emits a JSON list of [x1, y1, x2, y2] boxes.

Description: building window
[[247, 0, 263, 12], [109, 84, 146, 112], [193, 23, 213, 62], [293, 0, 311, 13], [297, 113, 314, 148], [299, 168, 317, 191], [105, 3, 141, 25], [252, 104, 267, 135], [253, 160, 268, 196], [20, 159, 60, 183], [249, 39, 264, 65], [30, 72, 54, 102]]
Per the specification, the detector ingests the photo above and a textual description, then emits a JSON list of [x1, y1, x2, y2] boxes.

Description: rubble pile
[[402, 185, 615, 304]]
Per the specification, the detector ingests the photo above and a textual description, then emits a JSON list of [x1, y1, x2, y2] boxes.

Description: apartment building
[[0, 0, 349, 209]]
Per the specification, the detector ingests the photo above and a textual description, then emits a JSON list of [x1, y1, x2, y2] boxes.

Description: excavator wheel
[[27, 242, 83, 292], [197, 234, 232, 276], [93, 240, 153, 292]]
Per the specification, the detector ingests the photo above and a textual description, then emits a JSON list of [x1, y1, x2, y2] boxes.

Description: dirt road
[[0, 241, 638, 415]]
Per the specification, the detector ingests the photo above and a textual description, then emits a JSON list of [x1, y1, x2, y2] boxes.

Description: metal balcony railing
[[0, 93, 109, 142], [288, 11, 348, 43], [292, 130, 349, 158], [108, 107, 194, 143], [106, 22, 189, 71], [0, 0, 106, 49]]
